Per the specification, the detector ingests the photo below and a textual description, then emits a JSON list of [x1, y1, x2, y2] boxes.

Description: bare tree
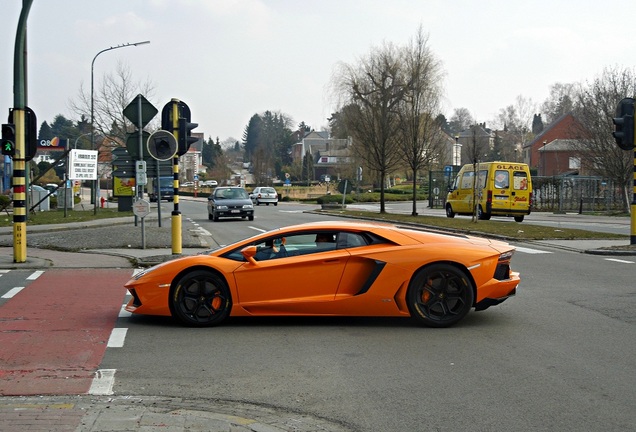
[[332, 42, 406, 213], [541, 82, 577, 124], [397, 26, 445, 216], [491, 95, 537, 152], [464, 124, 491, 222], [448, 107, 474, 134], [572, 66, 635, 212], [69, 61, 157, 148]]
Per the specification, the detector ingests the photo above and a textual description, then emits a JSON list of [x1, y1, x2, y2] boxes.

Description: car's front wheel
[[170, 270, 232, 327], [407, 264, 474, 328]]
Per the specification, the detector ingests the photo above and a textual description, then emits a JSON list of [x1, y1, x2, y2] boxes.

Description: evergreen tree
[[531, 113, 544, 135], [38, 121, 53, 140]]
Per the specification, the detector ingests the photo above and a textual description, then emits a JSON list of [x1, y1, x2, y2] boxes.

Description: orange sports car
[[124, 221, 519, 328]]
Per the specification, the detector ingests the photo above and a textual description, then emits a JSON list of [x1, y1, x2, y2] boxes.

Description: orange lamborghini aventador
[[124, 221, 519, 328]]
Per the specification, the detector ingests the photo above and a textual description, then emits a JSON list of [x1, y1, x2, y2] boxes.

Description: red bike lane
[[0, 268, 133, 395]]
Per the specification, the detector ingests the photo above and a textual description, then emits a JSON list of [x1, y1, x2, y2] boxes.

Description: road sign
[[147, 130, 177, 161], [132, 199, 151, 218], [125, 130, 151, 159], [123, 94, 158, 128], [68, 149, 98, 180]]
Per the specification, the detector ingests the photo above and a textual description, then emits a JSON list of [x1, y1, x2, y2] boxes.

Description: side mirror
[[241, 245, 258, 264]]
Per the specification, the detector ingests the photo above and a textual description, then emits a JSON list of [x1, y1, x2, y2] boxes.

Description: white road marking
[[89, 369, 116, 395], [27, 270, 44, 280], [107, 328, 128, 348], [604, 258, 634, 264], [248, 226, 267, 233], [2, 286, 25, 299], [514, 246, 553, 254], [119, 305, 132, 318]]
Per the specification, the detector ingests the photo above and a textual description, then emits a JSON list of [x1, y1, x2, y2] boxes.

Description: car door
[[232, 232, 349, 308]]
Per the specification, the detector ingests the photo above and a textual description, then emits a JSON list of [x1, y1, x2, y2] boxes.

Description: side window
[[460, 172, 473, 189], [513, 171, 528, 190], [336, 232, 368, 249], [479, 170, 488, 189], [253, 237, 288, 261], [494, 170, 509, 189]]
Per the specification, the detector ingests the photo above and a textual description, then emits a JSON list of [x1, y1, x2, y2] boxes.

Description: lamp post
[[453, 135, 462, 167], [90, 40, 150, 214]]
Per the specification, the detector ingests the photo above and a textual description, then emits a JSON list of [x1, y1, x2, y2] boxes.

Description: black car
[[207, 187, 254, 221]]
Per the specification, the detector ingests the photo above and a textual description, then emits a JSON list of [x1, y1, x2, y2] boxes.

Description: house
[[291, 131, 352, 180], [523, 113, 587, 175]]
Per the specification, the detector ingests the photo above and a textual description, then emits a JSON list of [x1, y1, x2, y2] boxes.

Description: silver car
[[249, 186, 278, 206]]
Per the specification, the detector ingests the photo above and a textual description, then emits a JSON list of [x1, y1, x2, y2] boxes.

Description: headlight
[[216, 205, 228, 210], [243, 204, 254, 209]]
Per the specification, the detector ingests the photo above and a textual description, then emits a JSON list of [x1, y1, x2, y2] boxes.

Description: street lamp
[[453, 135, 462, 167], [90, 40, 150, 213]]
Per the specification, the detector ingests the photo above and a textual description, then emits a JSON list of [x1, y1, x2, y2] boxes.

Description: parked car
[[202, 180, 218, 187], [123, 220, 520, 328], [207, 186, 254, 221], [182, 181, 195, 187], [250, 186, 278, 206]]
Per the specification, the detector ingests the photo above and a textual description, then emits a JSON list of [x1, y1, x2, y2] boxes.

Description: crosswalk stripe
[[514, 246, 553, 254]]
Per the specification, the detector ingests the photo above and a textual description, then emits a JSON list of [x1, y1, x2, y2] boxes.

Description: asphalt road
[[1, 199, 634, 431]]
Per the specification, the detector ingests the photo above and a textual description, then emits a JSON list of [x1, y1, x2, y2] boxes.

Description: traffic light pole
[[11, 0, 33, 263], [171, 99, 182, 254]]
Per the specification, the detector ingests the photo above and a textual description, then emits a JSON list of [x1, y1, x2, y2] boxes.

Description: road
[[1, 200, 634, 431]]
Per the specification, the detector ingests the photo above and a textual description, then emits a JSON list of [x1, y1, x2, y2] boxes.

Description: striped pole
[[171, 99, 182, 254], [12, 109, 27, 262]]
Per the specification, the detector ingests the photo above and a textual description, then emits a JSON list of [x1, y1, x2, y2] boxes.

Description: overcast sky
[[2, 0, 636, 143]]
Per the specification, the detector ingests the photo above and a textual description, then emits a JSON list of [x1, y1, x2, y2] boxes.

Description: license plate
[[231, 210, 240, 213]]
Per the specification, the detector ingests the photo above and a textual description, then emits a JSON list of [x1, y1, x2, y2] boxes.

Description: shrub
[[316, 194, 354, 204]]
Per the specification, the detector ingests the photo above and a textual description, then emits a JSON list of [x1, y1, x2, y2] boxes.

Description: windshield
[[215, 188, 249, 199], [159, 178, 173, 188]]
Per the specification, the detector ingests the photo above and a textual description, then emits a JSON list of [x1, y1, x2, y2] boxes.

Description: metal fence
[[531, 176, 625, 213]]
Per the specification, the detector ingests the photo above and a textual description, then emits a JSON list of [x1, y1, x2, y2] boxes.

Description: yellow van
[[445, 162, 532, 222]]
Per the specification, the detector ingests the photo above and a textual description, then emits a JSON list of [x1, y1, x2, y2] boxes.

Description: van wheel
[[478, 206, 491, 220], [514, 216, 524, 222], [445, 204, 455, 218]]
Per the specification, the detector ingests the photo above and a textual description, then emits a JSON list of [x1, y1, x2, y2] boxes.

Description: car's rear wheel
[[478, 205, 491, 220], [170, 270, 232, 327], [445, 204, 455, 218], [407, 264, 474, 328], [514, 215, 524, 222]]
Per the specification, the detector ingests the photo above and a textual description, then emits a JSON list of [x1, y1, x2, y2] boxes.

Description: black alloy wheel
[[170, 270, 232, 327], [407, 264, 474, 328]]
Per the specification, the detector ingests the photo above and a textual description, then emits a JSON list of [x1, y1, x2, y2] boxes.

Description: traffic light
[[24, 107, 37, 161], [1, 123, 15, 156], [160, 99, 199, 156], [612, 97, 635, 151], [177, 116, 199, 156]]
